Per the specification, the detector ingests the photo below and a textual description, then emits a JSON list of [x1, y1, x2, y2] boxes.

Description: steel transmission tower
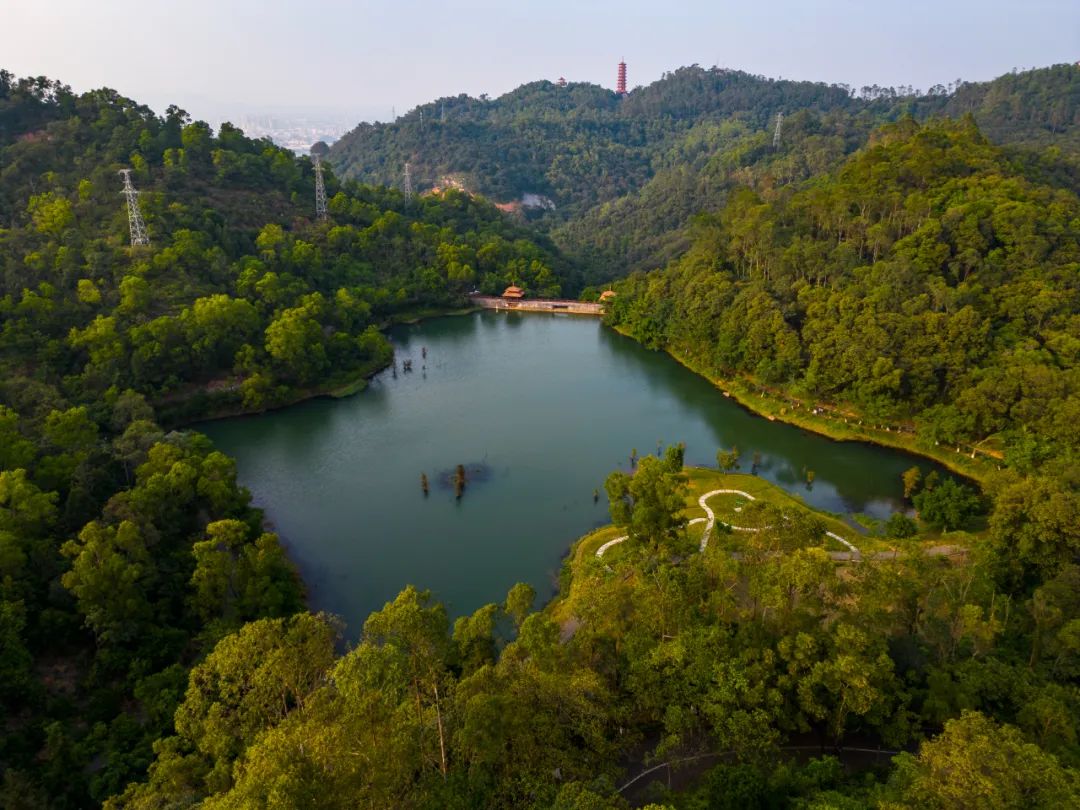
[[118, 169, 150, 247], [773, 111, 784, 148], [403, 162, 413, 201], [313, 154, 328, 220]]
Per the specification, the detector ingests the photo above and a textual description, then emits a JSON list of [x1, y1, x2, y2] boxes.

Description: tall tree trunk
[[432, 681, 448, 778]]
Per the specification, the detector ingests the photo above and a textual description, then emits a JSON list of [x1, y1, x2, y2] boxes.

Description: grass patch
[[552, 466, 978, 624], [681, 468, 892, 552], [851, 512, 884, 533], [563, 467, 906, 576]]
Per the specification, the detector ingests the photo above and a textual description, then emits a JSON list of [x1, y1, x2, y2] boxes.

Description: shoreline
[[609, 325, 996, 486], [157, 362, 388, 429], [157, 304, 481, 429]]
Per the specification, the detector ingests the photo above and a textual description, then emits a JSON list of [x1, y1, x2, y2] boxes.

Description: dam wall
[[469, 295, 605, 315]]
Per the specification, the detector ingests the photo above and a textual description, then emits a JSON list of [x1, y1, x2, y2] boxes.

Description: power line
[[118, 169, 149, 247]]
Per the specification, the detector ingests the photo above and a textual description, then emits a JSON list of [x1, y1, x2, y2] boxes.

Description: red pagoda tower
[[617, 60, 627, 96]]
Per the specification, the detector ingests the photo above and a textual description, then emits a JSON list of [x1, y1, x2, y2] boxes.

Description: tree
[[182, 294, 260, 372], [110, 389, 155, 431], [663, 441, 685, 472], [28, 191, 74, 236], [189, 519, 300, 627], [43, 405, 98, 453], [902, 466, 921, 499], [784, 623, 903, 746], [130, 613, 338, 802], [717, 446, 740, 471], [117, 275, 151, 315], [0, 468, 58, 537], [989, 476, 1080, 582], [1027, 565, 1080, 678], [604, 454, 688, 551], [60, 520, 154, 644], [884, 711, 1080, 808], [76, 278, 101, 305], [264, 303, 328, 385], [112, 419, 164, 476], [362, 586, 453, 778], [453, 603, 499, 675], [504, 582, 535, 631], [0, 407, 35, 470], [886, 512, 919, 539], [0, 599, 37, 707], [913, 477, 980, 531]]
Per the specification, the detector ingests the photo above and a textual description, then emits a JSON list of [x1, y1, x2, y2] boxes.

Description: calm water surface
[[200, 311, 933, 633]]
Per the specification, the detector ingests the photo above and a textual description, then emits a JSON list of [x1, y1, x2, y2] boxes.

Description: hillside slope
[[331, 64, 1080, 283], [328, 66, 864, 212], [330, 64, 1080, 209], [607, 119, 1080, 483]]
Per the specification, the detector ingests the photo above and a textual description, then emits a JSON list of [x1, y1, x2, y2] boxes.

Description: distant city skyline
[[2, 0, 1076, 129]]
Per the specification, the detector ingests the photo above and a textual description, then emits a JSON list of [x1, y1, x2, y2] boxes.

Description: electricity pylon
[[313, 153, 328, 220], [119, 169, 150, 247]]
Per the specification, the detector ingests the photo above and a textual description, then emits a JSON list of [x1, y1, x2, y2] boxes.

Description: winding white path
[[595, 488, 859, 558]]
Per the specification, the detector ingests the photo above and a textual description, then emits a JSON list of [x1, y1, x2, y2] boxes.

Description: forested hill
[[912, 63, 1080, 150], [328, 66, 861, 212], [0, 70, 570, 415], [0, 70, 568, 806], [328, 63, 1080, 226], [608, 119, 1080, 494]]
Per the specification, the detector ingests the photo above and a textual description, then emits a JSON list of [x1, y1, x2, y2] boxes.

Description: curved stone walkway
[[595, 488, 859, 558]]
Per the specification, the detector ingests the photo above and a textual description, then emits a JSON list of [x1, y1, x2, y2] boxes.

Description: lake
[[199, 311, 933, 633]]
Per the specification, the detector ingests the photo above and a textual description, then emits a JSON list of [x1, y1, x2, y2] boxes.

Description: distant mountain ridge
[[328, 63, 1080, 223], [328, 66, 863, 209]]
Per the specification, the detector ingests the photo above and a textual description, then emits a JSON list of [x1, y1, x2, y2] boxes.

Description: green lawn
[[554, 466, 979, 624], [681, 468, 886, 551], [566, 467, 940, 576]]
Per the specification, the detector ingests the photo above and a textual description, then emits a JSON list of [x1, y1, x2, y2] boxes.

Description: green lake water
[[199, 311, 935, 634]]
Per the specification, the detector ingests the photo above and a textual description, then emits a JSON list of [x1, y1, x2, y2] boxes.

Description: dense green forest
[[330, 63, 1080, 215], [0, 70, 567, 807], [329, 66, 866, 216], [560, 64, 1080, 281], [3, 64, 1080, 809], [606, 120, 1079, 467], [331, 64, 1080, 283]]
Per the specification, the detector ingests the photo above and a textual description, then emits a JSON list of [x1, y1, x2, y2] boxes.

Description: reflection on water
[[200, 311, 945, 634]]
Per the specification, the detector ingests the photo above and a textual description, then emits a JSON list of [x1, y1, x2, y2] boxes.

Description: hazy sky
[[2, 0, 1076, 124]]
